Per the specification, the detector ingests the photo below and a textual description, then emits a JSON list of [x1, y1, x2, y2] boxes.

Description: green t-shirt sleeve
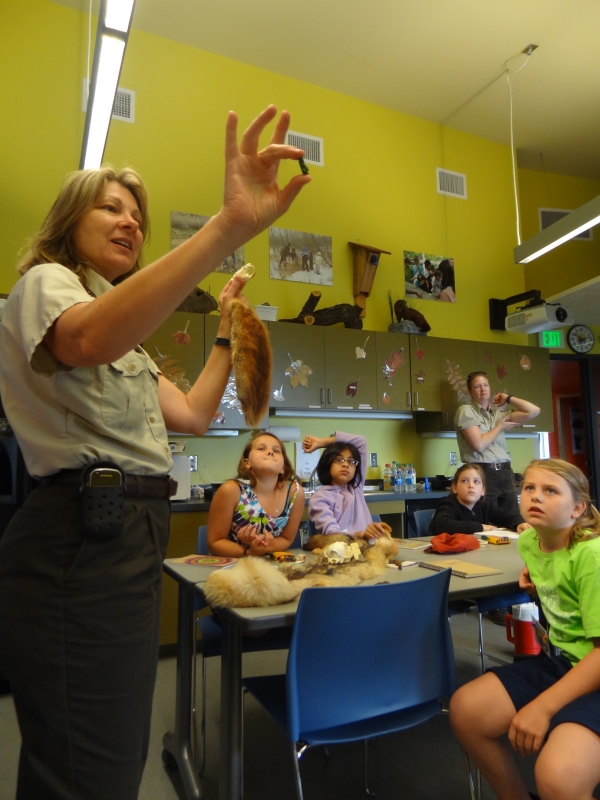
[[575, 547, 600, 640]]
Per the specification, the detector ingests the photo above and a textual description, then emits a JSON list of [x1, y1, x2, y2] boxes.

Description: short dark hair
[[466, 371, 488, 390], [317, 441, 363, 488]]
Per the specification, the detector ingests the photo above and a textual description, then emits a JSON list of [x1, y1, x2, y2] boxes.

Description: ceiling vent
[[285, 131, 324, 167], [436, 167, 467, 199], [82, 80, 135, 123], [539, 208, 593, 241]]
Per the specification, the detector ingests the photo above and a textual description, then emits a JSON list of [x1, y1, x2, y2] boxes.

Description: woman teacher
[[0, 105, 310, 800], [454, 371, 540, 517]]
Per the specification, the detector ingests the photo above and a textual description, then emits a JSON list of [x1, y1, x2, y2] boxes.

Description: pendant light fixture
[[80, 0, 136, 170]]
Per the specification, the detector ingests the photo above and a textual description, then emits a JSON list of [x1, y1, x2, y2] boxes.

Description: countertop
[[170, 489, 448, 513]]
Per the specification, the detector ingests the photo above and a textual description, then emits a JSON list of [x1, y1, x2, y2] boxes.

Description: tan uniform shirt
[[0, 263, 173, 478], [454, 400, 510, 465]]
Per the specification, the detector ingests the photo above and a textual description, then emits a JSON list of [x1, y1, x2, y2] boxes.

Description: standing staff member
[[454, 371, 540, 518], [0, 105, 310, 800]]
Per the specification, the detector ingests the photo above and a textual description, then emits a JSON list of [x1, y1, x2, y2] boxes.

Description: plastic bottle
[[383, 464, 392, 492], [389, 462, 396, 491], [406, 463, 416, 493], [394, 463, 403, 493]]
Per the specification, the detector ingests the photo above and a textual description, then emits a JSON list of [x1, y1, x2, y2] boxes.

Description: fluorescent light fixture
[[79, 0, 136, 170], [105, 0, 135, 33], [514, 194, 600, 263]]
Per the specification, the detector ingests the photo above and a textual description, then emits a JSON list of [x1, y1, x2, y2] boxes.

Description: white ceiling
[[54, 0, 600, 181]]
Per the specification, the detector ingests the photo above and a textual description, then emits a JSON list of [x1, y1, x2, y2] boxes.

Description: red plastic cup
[[505, 614, 541, 656]]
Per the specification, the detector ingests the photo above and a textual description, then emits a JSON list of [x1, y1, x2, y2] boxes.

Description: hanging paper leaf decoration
[[355, 336, 370, 359], [153, 347, 191, 393], [272, 385, 285, 402], [172, 320, 191, 346], [497, 363, 508, 380], [382, 349, 404, 385], [415, 369, 426, 383], [212, 412, 226, 425], [444, 358, 470, 404], [285, 354, 313, 389], [346, 381, 358, 398], [381, 392, 391, 405], [484, 349, 493, 366], [414, 347, 425, 360], [519, 354, 531, 370], [221, 376, 245, 415]]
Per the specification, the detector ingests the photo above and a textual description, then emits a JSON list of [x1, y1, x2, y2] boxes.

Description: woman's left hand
[[508, 701, 551, 756], [216, 106, 311, 249], [216, 275, 249, 337]]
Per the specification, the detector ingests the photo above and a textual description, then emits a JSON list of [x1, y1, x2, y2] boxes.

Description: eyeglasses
[[332, 457, 359, 467]]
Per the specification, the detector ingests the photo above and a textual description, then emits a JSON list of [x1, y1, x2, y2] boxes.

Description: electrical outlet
[[369, 452, 378, 467], [449, 451, 457, 466], [190, 455, 198, 472]]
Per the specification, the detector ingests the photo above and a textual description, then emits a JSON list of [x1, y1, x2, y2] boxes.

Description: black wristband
[[506, 395, 512, 405], [214, 337, 231, 347]]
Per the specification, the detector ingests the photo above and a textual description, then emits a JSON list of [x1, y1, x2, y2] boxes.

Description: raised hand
[[217, 106, 311, 249]]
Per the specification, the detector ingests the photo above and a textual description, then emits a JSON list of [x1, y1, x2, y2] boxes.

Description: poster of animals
[[269, 227, 333, 285], [403, 250, 455, 302], [170, 211, 244, 273]]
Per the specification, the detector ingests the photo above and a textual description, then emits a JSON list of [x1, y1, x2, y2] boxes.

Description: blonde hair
[[236, 431, 298, 489], [18, 166, 149, 289], [523, 458, 600, 547]]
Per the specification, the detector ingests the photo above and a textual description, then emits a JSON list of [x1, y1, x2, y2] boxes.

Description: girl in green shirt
[[450, 458, 600, 800]]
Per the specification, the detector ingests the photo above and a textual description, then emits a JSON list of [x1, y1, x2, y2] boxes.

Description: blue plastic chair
[[413, 507, 435, 537], [193, 525, 294, 773], [242, 570, 462, 799]]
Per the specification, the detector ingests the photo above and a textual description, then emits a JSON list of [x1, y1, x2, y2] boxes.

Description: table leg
[[219, 615, 243, 800], [162, 582, 204, 800]]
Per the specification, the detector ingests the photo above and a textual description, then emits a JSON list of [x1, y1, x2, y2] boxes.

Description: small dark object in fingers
[[298, 157, 309, 175]]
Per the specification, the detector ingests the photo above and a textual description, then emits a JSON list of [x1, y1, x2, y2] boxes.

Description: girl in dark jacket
[[429, 464, 531, 535]]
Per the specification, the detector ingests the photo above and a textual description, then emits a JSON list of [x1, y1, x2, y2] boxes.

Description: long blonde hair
[[523, 458, 600, 548], [18, 166, 149, 289]]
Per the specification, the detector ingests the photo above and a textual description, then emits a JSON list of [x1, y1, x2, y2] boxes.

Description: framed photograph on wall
[[403, 250, 455, 302], [171, 211, 244, 274], [269, 227, 332, 285]]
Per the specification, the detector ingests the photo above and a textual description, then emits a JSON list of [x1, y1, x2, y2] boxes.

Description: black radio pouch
[[80, 461, 126, 540]]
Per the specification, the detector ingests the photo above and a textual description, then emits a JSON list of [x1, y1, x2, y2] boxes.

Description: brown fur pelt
[[304, 523, 392, 553], [394, 299, 431, 333], [203, 536, 398, 608], [230, 299, 272, 425]]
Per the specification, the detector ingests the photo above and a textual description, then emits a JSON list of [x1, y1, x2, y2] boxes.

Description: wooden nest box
[[349, 242, 391, 317]]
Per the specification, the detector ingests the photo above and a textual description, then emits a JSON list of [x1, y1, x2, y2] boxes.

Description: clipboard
[[418, 559, 503, 579]]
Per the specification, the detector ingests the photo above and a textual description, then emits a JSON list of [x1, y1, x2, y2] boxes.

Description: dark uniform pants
[[0, 485, 170, 800], [481, 465, 520, 518]]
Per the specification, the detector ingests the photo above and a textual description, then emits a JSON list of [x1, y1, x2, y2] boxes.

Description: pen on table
[[386, 563, 402, 570]]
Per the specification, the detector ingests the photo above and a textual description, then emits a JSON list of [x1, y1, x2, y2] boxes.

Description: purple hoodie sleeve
[[334, 431, 367, 489], [308, 487, 343, 535]]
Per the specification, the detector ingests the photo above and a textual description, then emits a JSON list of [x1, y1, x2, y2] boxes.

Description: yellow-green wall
[[2, 0, 544, 478]]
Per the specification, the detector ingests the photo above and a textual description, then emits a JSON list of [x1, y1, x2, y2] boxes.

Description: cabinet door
[[268, 322, 326, 409], [409, 335, 441, 411], [324, 328, 378, 410], [438, 338, 478, 430], [475, 342, 553, 432], [375, 332, 411, 411], [143, 310, 205, 390], [204, 315, 268, 429]]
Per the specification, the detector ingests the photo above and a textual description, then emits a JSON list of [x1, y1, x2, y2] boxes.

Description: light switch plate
[[369, 452, 378, 467]]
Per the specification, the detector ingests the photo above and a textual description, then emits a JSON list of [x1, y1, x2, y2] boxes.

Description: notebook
[[393, 538, 430, 550], [418, 559, 503, 579]]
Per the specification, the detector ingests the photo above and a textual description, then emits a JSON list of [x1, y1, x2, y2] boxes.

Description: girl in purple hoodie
[[302, 431, 388, 539]]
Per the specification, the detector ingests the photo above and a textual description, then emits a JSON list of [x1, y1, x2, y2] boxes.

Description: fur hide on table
[[203, 536, 398, 608]]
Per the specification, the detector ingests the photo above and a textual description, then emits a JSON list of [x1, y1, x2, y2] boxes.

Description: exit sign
[[538, 330, 564, 348]]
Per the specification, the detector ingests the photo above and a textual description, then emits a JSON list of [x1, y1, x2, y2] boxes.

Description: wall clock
[[567, 325, 595, 354]]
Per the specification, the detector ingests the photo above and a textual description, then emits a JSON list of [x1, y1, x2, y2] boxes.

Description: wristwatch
[[505, 395, 512, 405]]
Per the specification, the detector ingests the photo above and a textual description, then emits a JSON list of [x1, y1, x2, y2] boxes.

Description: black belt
[[478, 462, 511, 471], [42, 469, 178, 499]]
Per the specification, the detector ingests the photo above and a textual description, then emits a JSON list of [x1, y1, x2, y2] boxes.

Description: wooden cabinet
[[324, 328, 378, 410], [409, 335, 441, 412], [416, 338, 478, 432], [268, 322, 326, 409], [375, 331, 411, 411], [205, 315, 268, 429], [143, 310, 205, 390]]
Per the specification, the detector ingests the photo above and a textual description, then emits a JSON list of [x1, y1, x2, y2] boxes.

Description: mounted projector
[[505, 303, 574, 334]]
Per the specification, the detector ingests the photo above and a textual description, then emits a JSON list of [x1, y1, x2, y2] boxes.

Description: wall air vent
[[436, 167, 467, 199], [285, 131, 324, 166], [82, 80, 135, 123], [539, 208, 593, 241]]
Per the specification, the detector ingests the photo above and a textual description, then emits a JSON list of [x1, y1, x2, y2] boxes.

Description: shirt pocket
[[101, 354, 145, 430]]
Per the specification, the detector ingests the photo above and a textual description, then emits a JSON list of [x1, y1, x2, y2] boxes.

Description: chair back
[[413, 508, 435, 537], [197, 525, 209, 555], [285, 570, 454, 742], [371, 513, 381, 523]]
